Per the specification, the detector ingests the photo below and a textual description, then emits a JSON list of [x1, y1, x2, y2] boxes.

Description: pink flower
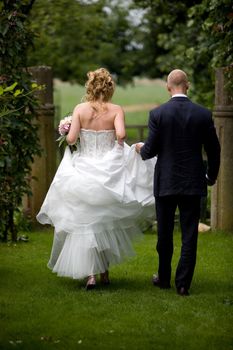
[[58, 115, 72, 136]]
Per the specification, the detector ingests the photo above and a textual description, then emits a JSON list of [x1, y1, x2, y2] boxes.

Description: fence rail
[[125, 124, 147, 143]]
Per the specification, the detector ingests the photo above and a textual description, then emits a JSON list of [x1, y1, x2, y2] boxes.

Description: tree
[[26, 0, 233, 105], [28, 0, 140, 84], [0, 0, 41, 241], [131, 0, 233, 107]]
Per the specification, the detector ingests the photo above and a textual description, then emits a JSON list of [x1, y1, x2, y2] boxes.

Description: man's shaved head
[[167, 69, 189, 94]]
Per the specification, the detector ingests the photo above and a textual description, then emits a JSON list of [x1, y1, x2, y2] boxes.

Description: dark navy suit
[[140, 96, 220, 290]]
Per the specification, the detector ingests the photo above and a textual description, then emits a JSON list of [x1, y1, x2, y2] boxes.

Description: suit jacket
[[140, 97, 220, 197]]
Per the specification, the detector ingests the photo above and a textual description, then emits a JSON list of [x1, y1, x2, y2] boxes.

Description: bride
[[37, 68, 156, 290]]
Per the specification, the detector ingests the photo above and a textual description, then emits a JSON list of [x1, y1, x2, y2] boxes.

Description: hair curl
[[84, 68, 115, 102]]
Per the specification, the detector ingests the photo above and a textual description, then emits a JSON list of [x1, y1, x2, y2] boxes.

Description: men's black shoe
[[152, 274, 171, 289], [177, 287, 189, 296]]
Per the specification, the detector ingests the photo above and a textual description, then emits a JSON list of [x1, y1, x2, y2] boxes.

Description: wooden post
[[211, 67, 233, 230], [23, 66, 56, 221]]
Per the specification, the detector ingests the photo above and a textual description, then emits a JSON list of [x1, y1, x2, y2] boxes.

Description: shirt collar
[[171, 94, 188, 98]]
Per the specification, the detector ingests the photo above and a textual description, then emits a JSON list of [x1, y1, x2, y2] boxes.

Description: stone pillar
[[211, 67, 233, 230], [23, 66, 56, 221]]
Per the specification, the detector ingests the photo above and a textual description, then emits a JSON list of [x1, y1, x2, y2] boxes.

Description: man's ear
[[167, 83, 171, 92]]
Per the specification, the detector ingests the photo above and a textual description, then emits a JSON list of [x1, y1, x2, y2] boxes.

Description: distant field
[[54, 79, 169, 125]]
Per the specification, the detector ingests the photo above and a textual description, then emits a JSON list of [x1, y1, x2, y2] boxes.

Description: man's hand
[[135, 142, 144, 154], [206, 174, 216, 186]]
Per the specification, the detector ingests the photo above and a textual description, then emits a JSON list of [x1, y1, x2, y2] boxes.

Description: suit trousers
[[155, 195, 201, 290]]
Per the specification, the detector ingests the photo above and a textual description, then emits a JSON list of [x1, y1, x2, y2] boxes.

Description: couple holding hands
[[37, 68, 220, 296]]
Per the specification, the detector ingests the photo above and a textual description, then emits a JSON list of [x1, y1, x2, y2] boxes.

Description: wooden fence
[[125, 124, 148, 143]]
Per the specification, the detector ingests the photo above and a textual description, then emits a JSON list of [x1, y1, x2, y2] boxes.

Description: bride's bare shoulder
[[74, 102, 90, 110], [108, 103, 124, 113], [72, 102, 91, 114]]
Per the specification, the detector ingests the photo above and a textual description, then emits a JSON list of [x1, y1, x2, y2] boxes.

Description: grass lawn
[[0, 228, 233, 350]]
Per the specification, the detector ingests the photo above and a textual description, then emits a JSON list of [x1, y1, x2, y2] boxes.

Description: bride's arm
[[114, 107, 126, 145], [66, 105, 81, 145]]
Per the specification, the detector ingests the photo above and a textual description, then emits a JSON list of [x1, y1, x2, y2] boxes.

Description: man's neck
[[171, 93, 188, 98]]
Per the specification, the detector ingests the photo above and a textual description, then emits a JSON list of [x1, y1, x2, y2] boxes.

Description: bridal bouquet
[[57, 115, 72, 147]]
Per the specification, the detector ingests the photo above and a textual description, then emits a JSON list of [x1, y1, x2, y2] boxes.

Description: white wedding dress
[[37, 129, 156, 279]]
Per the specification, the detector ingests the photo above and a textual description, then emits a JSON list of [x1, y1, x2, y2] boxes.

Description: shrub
[[0, 0, 41, 241]]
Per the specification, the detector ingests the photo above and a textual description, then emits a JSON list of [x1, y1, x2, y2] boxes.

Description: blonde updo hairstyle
[[84, 68, 115, 103]]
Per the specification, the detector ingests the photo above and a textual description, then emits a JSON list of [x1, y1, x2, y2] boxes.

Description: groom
[[136, 69, 220, 296]]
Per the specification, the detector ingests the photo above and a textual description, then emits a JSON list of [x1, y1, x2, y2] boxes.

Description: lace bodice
[[79, 129, 116, 158]]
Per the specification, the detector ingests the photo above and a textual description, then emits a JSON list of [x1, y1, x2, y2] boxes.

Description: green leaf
[[56, 135, 66, 147], [2, 24, 9, 36], [0, 106, 24, 118], [4, 82, 18, 92], [56, 135, 64, 141], [16, 20, 24, 29], [14, 89, 22, 97], [31, 83, 38, 89], [0, 86, 4, 95]]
